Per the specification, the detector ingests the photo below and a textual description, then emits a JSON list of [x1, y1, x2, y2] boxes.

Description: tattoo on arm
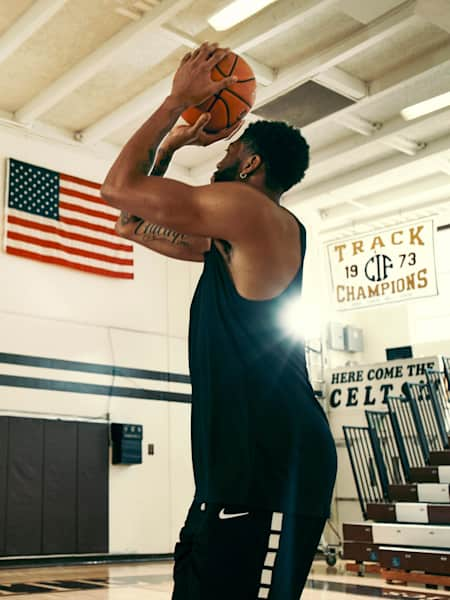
[[133, 220, 190, 247], [120, 211, 141, 226]]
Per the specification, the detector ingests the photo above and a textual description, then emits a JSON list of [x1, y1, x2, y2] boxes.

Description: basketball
[[181, 51, 256, 133]]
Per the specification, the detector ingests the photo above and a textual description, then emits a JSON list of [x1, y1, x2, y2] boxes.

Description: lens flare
[[280, 298, 323, 341]]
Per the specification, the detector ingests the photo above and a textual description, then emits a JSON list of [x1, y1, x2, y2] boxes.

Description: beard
[[211, 162, 240, 183]]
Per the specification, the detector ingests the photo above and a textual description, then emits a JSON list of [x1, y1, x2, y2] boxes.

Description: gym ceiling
[[1, 0, 449, 240]]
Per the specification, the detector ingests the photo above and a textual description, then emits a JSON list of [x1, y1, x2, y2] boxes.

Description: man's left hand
[[163, 113, 244, 151]]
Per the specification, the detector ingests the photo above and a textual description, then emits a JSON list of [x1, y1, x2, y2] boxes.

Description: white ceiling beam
[[78, 0, 338, 143], [0, 0, 67, 65], [319, 106, 450, 169], [14, 0, 192, 124], [320, 174, 450, 219], [161, 24, 275, 86], [76, 76, 173, 143], [312, 67, 368, 100], [338, 0, 406, 24], [334, 113, 381, 135], [217, 0, 340, 53], [284, 132, 450, 206], [382, 136, 426, 155], [115, 7, 141, 21], [415, 0, 450, 33], [319, 186, 450, 233], [292, 43, 450, 142], [0, 108, 118, 157], [254, 0, 419, 108], [434, 157, 450, 174]]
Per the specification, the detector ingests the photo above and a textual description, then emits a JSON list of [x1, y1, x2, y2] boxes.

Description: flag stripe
[[60, 186, 112, 209], [7, 214, 132, 252], [59, 192, 118, 218], [60, 172, 102, 191], [59, 215, 117, 236], [7, 247, 133, 279], [8, 222, 132, 259], [60, 206, 117, 228], [7, 231, 134, 265], [59, 200, 117, 222], [7, 238, 133, 272]]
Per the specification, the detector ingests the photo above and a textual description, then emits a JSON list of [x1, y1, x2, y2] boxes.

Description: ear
[[242, 153, 263, 177]]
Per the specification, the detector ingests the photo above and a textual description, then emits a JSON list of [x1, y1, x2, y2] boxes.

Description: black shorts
[[172, 500, 326, 600]]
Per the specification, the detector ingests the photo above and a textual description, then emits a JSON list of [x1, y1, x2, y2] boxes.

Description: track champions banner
[[327, 220, 438, 310]]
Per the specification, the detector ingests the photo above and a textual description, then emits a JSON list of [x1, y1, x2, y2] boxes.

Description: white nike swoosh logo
[[219, 508, 250, 520]]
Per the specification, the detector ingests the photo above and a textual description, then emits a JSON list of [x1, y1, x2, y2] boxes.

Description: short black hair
[[239, 120, 309, 193]]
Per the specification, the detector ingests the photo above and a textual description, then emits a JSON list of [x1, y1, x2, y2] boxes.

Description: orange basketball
[[181, 52, 256, 133]]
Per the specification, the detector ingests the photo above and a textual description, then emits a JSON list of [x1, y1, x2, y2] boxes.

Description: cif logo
[[365, 254, 393, 282]]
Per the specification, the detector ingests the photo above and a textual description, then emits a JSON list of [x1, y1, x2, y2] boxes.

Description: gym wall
[[0, 122, 199, 556], [0, 121, 448, 558]]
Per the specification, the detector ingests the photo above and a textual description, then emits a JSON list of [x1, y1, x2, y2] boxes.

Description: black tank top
[[188, 217, 337, 517]]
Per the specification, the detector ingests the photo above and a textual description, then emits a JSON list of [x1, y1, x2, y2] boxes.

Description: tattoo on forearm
[[134, 220, 190, 246], [120, 211, 141, 226]]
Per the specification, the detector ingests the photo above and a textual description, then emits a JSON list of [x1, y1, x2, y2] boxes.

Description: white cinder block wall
[[0, 123, 201, 555]]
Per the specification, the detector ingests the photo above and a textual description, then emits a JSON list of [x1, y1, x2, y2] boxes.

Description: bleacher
[[342, 357, 450, 589]]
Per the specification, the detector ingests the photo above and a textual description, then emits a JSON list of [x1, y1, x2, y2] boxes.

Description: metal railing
[[443, 356, 450, 389], [405, 382, 447, 453], [386, 395, 428, 474], [366, 410, 406, 496], [343, 425, 386, 519], [425, 369, 450, 444]]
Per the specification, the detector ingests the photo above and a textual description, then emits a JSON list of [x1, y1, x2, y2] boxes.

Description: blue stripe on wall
[[0, 352, 191, 384], [0, 375, 191, 404]]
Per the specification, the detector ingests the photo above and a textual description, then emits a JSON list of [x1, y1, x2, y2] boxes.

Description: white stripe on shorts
[[257, 511, 284, 599]]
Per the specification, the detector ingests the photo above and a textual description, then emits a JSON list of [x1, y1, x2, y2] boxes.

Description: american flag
[[4, 158, 133, 279]]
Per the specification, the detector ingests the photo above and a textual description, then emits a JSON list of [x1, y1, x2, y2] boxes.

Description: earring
[[239, 172, 247, 180]]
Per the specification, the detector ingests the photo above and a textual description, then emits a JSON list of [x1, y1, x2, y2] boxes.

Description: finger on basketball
[[207, 48, 230, 66], [194, 113, 211, 131], [200, 41, 218, 58], [214, 75, 238, 93]]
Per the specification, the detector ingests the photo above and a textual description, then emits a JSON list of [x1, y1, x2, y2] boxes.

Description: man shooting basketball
[[102, 42, 337, 600]]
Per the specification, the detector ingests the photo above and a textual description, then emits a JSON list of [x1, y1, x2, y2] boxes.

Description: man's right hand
[[162, 113, 244, 151]]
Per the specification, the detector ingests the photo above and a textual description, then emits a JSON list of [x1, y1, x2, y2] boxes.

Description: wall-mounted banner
[[327, 356, 441, 411], [327, 220, 438, 310]]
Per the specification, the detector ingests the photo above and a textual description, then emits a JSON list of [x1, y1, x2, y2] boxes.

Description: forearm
[[117, 137, 179, 233], [115, 143, 210, 253], [102, 95, 186, 197]]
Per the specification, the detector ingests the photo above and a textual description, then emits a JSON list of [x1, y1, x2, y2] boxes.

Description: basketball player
[[102, 42, 337, 600]]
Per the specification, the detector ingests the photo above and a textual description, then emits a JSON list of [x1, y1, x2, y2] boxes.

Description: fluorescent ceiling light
[[208, 0, 278, 31], [401, 91, 450, 120]]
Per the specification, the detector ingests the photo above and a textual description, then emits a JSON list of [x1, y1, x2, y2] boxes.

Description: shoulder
[[194, 182, 282, 229]]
